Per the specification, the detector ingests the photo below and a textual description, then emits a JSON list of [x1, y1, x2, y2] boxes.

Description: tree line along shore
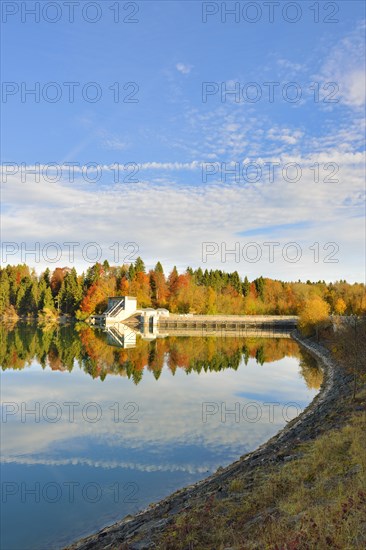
[[0, 258, 365, 321]]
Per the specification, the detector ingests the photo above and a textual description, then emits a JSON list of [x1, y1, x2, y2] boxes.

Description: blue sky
[[1, 1, 365, 281]]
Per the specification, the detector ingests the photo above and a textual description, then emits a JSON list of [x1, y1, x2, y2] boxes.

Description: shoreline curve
[[65, 331, 352, 550]]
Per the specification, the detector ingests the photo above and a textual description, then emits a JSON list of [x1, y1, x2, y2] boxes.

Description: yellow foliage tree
[[298, 296, 330, 337], [334, 297, 346, 315]]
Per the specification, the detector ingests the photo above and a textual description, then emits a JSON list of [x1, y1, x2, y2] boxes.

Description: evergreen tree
[[38, 277, 47, 310], [195, 267, 204, 285], [254, 276, 265, 299], [41, 286, 55, 311], [155, 261, 164, 274], [43, 268, 51, 286], [149, 263, 167, 306], [15, 282, 26, 313], [83, 263, 104, 291], [242, 276, 250, 297], [102, 259, 110, 272], [134, 257, 145, 273], [149, 271, 157, 302], [0, 270, 10, 313], [128, 263, 136, 281], [16, 277, 38, 315], [59, 268, 82, 314], [230, 271, 242, 293], [203, 269, 210, 287]]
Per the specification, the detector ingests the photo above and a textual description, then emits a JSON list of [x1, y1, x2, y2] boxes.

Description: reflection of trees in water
[[298, 349, 324, 390], [0, 324, 318, 386], [0, 323, 83, 372]]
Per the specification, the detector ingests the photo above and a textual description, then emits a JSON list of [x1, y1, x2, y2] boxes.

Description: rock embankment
[[65, 332, 353, 550]]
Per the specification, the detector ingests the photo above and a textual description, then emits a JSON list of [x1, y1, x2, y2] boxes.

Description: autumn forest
[[0, 257, 365, 320]]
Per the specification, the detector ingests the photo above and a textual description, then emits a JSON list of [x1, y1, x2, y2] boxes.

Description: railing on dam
[[158, 315, 298, 332]]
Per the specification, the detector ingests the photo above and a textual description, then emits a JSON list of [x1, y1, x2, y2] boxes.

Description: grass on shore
[[158, 389, 366, 549]]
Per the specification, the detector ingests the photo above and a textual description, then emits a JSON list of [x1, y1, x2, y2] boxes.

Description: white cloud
[[267, 128, 304, 146], [1, 150, 364, 281], [317, 22, 366, 108], [1, 22, 365, 282], [1, 356, 316, 470], [277, 58, 304, 72], [176, 62, 193, 75], [102, 138, 127, 151], [346, 69, 366, 107]]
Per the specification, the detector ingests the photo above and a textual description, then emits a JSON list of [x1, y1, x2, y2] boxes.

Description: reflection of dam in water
[[104, 323, 170, 348], [91, 296, 297, 338], [104, 323, 293, 349], [93, 296, 298, 348], [105, 325, 137, 348]]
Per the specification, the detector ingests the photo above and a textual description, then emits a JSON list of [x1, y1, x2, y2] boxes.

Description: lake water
[[0, 323, 322, 550]]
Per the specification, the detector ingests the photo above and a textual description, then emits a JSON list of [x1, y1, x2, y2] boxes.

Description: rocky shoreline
[[65, 332, 353, 550]]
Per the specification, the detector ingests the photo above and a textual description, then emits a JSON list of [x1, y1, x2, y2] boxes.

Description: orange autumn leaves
[[1, 260, 365, 319]]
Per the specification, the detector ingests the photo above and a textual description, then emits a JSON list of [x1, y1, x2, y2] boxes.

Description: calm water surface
[[0, 323, 322, 550]]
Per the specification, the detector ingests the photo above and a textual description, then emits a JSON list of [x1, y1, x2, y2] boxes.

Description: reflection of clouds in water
[[2, 356, 318, 468]]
